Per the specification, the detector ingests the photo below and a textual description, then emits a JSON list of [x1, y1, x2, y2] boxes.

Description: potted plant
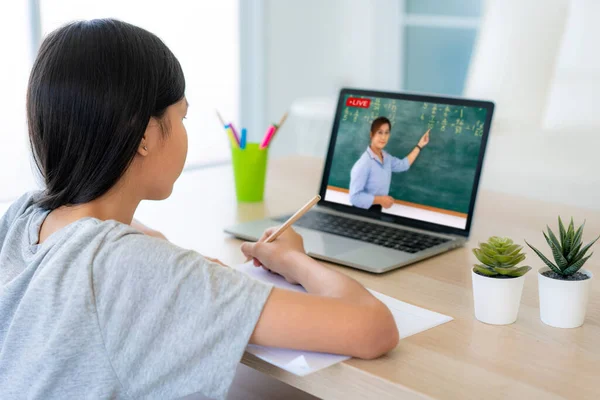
[[472, 237, 531, 325], [526, 217, 598, 328]]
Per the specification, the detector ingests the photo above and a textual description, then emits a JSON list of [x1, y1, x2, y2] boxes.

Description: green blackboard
[[327, 95, 487, 214]]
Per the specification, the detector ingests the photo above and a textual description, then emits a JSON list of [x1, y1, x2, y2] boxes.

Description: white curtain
[[464, 0, 570, 133], [543, 0, 600, 131]]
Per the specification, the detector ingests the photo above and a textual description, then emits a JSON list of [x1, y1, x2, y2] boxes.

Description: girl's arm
[[242, 228, 399, 359]]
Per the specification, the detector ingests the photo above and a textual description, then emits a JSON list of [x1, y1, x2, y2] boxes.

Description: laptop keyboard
[[276, 211, 450, 253]]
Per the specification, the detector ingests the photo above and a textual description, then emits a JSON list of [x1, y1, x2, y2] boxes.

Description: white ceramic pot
[[472, 270, 526, 325], [538, 267, 593, 328]]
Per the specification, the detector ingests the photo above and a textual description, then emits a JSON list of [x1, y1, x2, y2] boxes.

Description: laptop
[[225, 88, 494, 273]]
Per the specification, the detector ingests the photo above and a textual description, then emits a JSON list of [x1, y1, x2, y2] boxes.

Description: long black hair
[[27, 19, 185, 210]]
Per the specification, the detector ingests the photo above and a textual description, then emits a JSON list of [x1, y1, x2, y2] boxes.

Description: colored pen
[[216, 110, 240, 148], [240, 128, 247, 150], [260, 125, 276, 149], [229, 122, 241, 147], [225, 124, 238, 148]]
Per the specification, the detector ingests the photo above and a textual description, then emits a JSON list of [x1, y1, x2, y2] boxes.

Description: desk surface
[[135, 157, 600, 400]]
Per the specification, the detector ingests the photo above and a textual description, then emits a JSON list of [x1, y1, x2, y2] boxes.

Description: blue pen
[[240, 128, 247, 150]]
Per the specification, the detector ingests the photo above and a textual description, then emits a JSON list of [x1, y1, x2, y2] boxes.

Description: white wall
[[0, 2, 39, 202], [262, 0, 401, 157]]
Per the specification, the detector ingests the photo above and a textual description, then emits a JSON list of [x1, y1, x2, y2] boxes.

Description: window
[[401, 0, 482, 96], [40, 0, 239, 166], [0, 1, 38, 202]]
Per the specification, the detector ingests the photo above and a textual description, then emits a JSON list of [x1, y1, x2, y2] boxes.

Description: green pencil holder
[[231, 143, 268, 202]]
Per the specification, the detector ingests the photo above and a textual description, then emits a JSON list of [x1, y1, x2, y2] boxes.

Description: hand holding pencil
[[242, 227, 306, 284], [241, 195, 320, 284]]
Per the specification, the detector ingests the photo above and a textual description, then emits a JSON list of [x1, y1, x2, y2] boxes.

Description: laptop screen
[[322, 90, 492, 231]]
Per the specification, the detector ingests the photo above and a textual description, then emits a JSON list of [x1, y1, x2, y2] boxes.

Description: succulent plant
[[473, 236, 531, 277], [526, 217, 599, 277]]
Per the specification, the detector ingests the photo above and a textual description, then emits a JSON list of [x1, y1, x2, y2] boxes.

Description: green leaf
[[558, 216, 567, 245], [473, 265, 498, 276], [562, 254, 592, 276], [565, 218, 575, 255], [473, 248, 497, 267], [495, 266, 531, 277], [544, 232, 568, 269], [525, 241, 562, 275], [479, 243, 499, 258], [488, 236, 502, 245], [571, 221, 586, 249], [488, 237, 514, 254], [504, 244, 523, 257], [494, 254, 514, 264], [545, 227, 563, 254], [567, 243, 582, 263], [571, 235, 600, 264], [498, 253, 526, 268]]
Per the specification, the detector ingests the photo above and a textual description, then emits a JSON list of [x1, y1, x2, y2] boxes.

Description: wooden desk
[[136, 157, 600, 400]]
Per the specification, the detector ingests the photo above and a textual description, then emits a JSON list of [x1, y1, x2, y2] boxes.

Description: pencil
[[265, 195, 321, 243], [217, 110, 240, 147], [276, 112, 288, 130], [267, 112, 288, 147], [216, 110, 226, 127]]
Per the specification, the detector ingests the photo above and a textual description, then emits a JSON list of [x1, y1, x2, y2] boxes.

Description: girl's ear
[[137, 136, 149, 156], [138, 116, 162, 156]]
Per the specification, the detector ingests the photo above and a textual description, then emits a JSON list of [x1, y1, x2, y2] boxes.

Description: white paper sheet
[[236, 262, 453, 376]]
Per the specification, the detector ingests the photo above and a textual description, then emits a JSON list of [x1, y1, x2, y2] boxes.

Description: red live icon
[[346, 97, 371, 108]]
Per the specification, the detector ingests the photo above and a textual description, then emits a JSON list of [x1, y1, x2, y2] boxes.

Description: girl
[[0, 19, 397, 399]]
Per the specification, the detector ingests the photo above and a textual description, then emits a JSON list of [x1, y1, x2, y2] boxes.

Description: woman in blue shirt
[[349, 117, 430, 211]]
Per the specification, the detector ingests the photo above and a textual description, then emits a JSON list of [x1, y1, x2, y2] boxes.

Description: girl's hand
[[241, 227, 307, 284], [418, 129, 430, 148]]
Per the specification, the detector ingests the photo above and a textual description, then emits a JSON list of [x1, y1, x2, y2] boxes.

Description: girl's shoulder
[[0, 191, 43, 238], [1, 191, 41, 220]]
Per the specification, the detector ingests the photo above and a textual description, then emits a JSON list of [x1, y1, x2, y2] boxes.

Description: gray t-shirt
[[0, 192, 272, 399]]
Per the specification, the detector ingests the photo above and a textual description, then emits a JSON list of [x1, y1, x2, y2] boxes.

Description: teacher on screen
[[349, 116, 430, 212]]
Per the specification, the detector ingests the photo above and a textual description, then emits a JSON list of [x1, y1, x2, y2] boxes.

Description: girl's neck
[[38, 183, 140, 244]]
